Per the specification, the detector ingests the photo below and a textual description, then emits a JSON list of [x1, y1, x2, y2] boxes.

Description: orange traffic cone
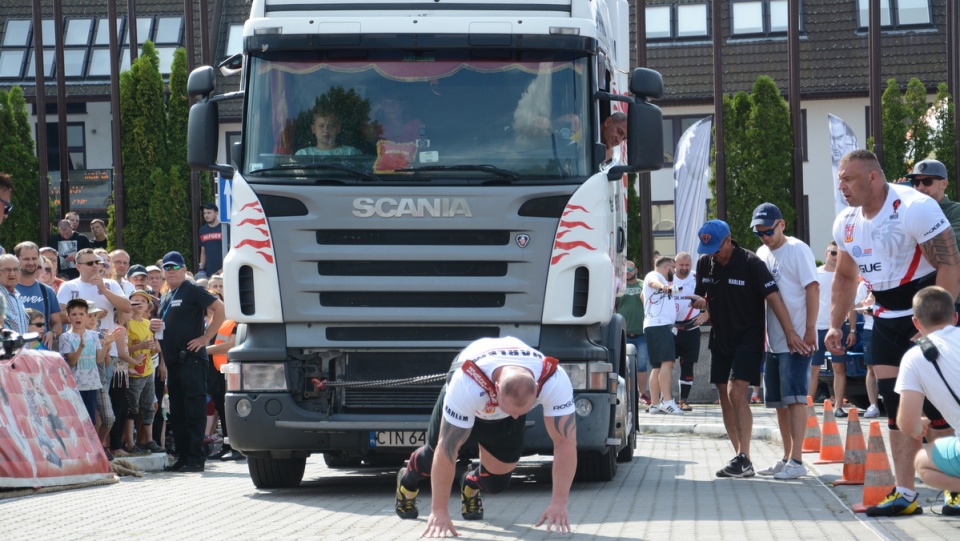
[[852, 421, 895, 513], [833, 407, 867, 485], [815, 400, 845, 464], [802, 395, 821, 453]]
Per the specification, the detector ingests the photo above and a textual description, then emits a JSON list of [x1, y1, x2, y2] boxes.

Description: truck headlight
[[561, 363, 586, 389], [241, 363, 287, 391], [560, 362, 611, 390]]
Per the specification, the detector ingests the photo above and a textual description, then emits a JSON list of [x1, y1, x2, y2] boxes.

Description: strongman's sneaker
[[865, 489, 922, 516], [395, 468, 419, 519], [943, 491, 960, 516], [461, 474, 484, 520]]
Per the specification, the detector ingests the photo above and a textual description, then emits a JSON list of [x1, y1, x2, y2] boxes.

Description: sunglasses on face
[[30, 322, 45, 328], [163, 264, 183, 271], [829, 250, 838, 256], [753, 229, 776, 237], [79, 260, 102, 266], [627, 267, 635, 272], [0, 196, 12, 216], [910, 177, 940, 187]]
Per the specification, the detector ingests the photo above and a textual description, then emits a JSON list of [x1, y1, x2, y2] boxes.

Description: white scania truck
[[186, 0, 663, 488]]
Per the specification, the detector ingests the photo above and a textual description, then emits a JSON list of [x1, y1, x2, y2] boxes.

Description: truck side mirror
[[188, 100, 221, 171], [629, 67, 664, 101], [187, 66, 217, 98]]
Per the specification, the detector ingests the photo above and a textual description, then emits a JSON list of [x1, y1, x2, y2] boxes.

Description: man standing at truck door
[[395, 336, 576, 536]]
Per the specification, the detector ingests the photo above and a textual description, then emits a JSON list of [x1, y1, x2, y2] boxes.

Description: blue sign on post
[[218, 176, 233, 224]]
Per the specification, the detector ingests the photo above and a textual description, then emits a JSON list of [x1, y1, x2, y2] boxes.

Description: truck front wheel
[[248, 456, 307, 488], [575, 446, 617, 482]]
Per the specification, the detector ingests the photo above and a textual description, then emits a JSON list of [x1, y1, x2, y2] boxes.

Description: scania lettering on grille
[[352, 197, 472, 218]]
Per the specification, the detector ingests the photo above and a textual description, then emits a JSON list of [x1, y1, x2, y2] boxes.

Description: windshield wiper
[[249, 163, 381, 182], [395, 164, 520, 180]]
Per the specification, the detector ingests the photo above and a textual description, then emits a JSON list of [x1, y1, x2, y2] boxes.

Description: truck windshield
[[242, 50, 592, 182]]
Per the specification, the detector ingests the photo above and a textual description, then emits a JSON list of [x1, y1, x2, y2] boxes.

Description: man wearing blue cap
[[688, 219, 801, 478], [150, 251, 224, 472]]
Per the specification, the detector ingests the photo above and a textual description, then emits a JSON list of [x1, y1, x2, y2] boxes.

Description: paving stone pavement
[[0, 405, 958, 540]]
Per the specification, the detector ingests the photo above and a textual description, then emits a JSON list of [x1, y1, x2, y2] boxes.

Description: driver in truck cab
[[394, 336, 576, 537]]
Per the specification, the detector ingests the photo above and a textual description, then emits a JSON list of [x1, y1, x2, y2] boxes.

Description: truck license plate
[[370, 431, 426, 448]]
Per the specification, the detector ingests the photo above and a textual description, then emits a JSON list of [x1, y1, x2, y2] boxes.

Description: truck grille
[[340, 351, 452, 412]]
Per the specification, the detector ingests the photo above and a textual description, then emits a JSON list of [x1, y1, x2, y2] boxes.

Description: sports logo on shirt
[[890, 199, 901, 219], [844, 224, 854, 243]]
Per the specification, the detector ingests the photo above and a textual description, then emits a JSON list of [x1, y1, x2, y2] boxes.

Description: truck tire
[[576, 446, 617, 482], [248, 456, 307, 488], [323, 452, 362, 469], [617, 388, 637, 463]]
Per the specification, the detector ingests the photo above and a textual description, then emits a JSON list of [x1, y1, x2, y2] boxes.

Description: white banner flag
[[828, 114, 859, 216], [674, 116, 713, 257]]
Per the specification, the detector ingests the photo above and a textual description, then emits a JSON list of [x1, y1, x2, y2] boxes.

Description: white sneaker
[[757, 460, 786, 476], [659, 400, 684, 415], [647, 404, 660, 414], [774, 461, 808, 479], [864, 404, 880, 418]]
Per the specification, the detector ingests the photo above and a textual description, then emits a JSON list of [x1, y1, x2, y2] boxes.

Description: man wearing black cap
[[151, 251, 224, 472], [199, 203, 223, 277], [905, 159, 960, 255], [689, 219, 804, 478]]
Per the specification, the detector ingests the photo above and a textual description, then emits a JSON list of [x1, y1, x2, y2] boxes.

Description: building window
[[0, 16, 182, 81], [154, 17, 183, 44], [43, 122, 86, 172], [226, 131, 241, 165], [662, 115, 710, 166], [0, 50, 25, 79], [226, 24, 244, 57], [646, 3, 709, 41], [65, 19, 93, 46], [651, 202, 677, 257], [731, 0, 795, 37], [857, 0, 931, 28], [2, 20, 31, 47]]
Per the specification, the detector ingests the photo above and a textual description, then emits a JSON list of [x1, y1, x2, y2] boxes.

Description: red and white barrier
[[0, 349, 111, 488]]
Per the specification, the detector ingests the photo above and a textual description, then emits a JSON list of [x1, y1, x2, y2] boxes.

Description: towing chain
[[317, 373, 447, 388]]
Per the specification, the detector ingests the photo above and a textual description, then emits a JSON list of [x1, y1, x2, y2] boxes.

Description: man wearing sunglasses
[[56, 248, 131, 366], [0, 254, 28, 333], [150, 251, 224, 473], [13, 241, 62, 349], [751, 203, 819, 480], [828, 149, 960, 516], [905, 159, 960, 256]]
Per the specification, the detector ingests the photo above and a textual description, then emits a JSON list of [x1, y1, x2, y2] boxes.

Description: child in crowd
[[110, 307, 145, 456], [59, 299, 103, 428], [25, 308, 48, 350], [125, 290, 162, 452]]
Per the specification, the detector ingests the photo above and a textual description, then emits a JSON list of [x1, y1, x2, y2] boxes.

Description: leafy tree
[[0, 87, 40, 248], [879, 78, 909, 181], [932, 83, 956, 194], [112, 42, 167, 264], [711, 77, 795, 251], [903, 78, 933, 169]]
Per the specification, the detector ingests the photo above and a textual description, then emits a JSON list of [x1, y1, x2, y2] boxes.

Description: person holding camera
[[151, 251, 224, 473]]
